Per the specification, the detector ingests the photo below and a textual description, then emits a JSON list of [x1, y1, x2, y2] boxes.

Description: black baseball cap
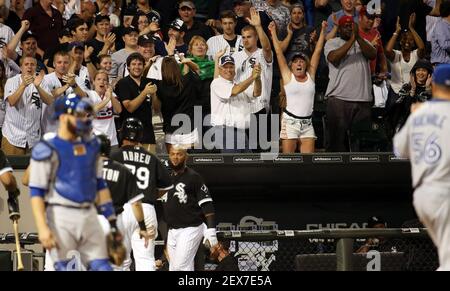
[[289, 52, 309, 62], [95, 14, 110, 24], [169, 19, 186, 32], [138, 34, 155, 46], [123, 26, 139, 35], [367, 216, 387, 228], [68, 41, 84, 51], [219, 55, 235, 66], [21, 31, 37, 43]]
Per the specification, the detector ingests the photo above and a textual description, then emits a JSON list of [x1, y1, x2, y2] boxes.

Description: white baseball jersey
[[2, 74, 48, 148], [146, 56, 163, 80], [86, 90, 119, 146], [206, 35, 243, 60], [233, 48, 273, 113], [394, 100, 450, 188], [40, 72, 88, 134], [77, 65, 92, 90]]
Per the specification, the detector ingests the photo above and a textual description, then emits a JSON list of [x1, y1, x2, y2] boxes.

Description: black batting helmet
[[97, 134, 111, 157], [120, 118, 144, 142]]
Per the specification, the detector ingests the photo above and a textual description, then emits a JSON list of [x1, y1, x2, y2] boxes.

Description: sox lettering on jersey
[[174, 183, 188, 204]]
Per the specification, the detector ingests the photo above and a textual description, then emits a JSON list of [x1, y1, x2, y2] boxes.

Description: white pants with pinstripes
[[167, 223, 205, 271]]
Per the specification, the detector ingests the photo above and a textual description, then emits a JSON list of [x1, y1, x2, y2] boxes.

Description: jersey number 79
[[124, 164, 150, 189]]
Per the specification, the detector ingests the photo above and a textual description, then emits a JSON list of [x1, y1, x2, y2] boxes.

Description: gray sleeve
[[324, 39, 340, 60], [28, 156, 55, 190], [393, 119, 410, 159]]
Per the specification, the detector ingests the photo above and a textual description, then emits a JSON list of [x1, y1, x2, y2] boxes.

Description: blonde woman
[[86, 70, 122, 148]]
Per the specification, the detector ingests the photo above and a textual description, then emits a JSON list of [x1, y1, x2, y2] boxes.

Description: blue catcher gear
[[53, 93, 82, 120]]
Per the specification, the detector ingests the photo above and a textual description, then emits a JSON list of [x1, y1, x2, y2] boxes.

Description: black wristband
[[109, 219, 118, 231], [138, 220, 147, 232]]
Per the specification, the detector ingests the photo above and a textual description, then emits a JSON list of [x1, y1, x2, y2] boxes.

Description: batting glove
[[203, 228, 218, 248]]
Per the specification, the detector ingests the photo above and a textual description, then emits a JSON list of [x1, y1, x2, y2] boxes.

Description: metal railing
[[0, 228, 439, 271]]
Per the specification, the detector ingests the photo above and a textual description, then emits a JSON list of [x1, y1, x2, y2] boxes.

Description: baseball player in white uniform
[[394, 64, 450, 271]]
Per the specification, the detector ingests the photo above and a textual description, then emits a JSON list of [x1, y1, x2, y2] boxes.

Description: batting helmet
[[97, 134, 111, 157], [120, 118, 144, 142], [53, 93, 82, 120]]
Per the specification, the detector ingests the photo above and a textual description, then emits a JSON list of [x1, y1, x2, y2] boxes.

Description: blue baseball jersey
[[29, 133, 107, 206]]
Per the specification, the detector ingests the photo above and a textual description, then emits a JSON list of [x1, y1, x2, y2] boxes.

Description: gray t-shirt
[[111, 49, 133, 80], [394, 100, 450, 189], [324, 37, 373, 102]]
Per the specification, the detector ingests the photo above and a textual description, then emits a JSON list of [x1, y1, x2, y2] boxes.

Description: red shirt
[[23, 3, 63, 52], [359, 28, 384, 75]]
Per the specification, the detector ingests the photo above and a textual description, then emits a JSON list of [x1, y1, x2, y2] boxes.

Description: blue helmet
[[53, 93, 83, 120]]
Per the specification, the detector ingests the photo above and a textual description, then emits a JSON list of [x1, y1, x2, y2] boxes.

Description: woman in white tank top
[[269, 21, 326, 153]]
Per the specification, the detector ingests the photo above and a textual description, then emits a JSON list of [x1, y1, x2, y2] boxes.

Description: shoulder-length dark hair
[[161, 57, 183, 92]]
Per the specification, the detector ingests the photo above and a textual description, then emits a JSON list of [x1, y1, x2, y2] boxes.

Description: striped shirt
[[40, 72, 88, 134], [206, 35, 244, 60], [0, 23, 15, 47], [86, 90, 119, 146], [232, 48, 273, 113], [2, 74, 48, 148]]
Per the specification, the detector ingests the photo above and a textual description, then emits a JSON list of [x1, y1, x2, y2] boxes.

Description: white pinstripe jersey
[[40, 72, 89, 134], [394, 100, 450, 188], [2, 74, 49, 148], [206, 35, 243, 60], [232, 48, 273, 113]]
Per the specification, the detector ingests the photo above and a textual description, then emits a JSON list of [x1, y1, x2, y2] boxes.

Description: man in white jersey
[[41, 51, 88, 133], [393, 64, 450, 270], [206, 10, 243, 59], [232, 7, 272, 151], [2, 56, 53, 155]]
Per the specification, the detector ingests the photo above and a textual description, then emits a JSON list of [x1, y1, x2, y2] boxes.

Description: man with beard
[[114, 53, 158, 153], [160, 145, 217, 271], [324, 15, 376, 152], [110, 117, 173, 270], [28, 94, 122, 271]]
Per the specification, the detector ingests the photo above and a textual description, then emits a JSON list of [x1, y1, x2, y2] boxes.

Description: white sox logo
[[174, 183, 188, 204]]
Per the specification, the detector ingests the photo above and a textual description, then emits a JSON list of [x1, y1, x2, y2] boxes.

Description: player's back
[[102, 158, 142, 215], [110, 145, 172, 204], [396, 100, 450, 188]]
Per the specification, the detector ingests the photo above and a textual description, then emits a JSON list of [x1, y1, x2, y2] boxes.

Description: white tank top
[[284, 72, 315, 117]]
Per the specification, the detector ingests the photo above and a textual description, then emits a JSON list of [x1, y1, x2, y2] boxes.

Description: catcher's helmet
[[97, 134, 111, 157], [53, 93, 94, 120], [120, 117, 144, 142]]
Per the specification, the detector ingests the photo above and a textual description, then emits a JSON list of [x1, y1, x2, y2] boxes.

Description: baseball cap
[[170, 19, 186, 32], [367, 216, 386, 228], [21, 31, 37, 43], [95, 14, 110, 24], [138, 34, 155, 46], [68, 41, 84, 51], [123, 26, 139, 35], [433, 64, 450, 87], [411, 59, 434, 75], [338, 15, 354, 26], [290, 52, 309, 63], [219, 55, 235, 66], [179, 1, 195, 9]]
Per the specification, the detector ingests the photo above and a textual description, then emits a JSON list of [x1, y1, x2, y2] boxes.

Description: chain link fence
[[209, 228, 438, 271]]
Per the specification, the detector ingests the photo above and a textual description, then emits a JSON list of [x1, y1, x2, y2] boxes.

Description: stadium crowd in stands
[[0, 0, 448, 154]]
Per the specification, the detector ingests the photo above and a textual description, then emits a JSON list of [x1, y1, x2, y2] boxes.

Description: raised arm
[[247, 8, 272, 63], [408, 13, 425, 59], [309, 21, 327, 80], [385, 17, 401, 62], [268, 21, 291, 84], [325, 13, 339, 41], [354, 23, 376, 60], [7, 20, 30, 60], [213, 49, 226, 79], [279, 23, 294, 53]]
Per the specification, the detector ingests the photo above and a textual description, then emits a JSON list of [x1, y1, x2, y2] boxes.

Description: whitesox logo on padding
[[174, 183, 188, 204]]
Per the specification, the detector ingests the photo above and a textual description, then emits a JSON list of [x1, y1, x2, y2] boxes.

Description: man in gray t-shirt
[[324, 15, 376, 152]]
